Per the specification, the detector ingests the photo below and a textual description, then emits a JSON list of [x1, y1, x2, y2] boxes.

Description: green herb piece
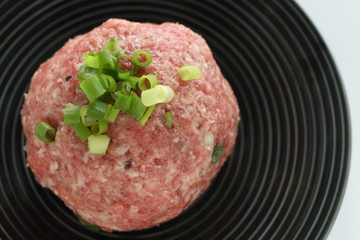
[[132, 49, 152, 67], [91, 121, 108, 135], [72, 122, 92, 141], [178, 66, 202, 81], [211, 144, 224, 164], [87, 100, 107, 121], [124, 91, 147, 121], [164, 111, 174, 128], [35, 122, 56, 143], [62, 103, 80, 125], [88, 135, 110, 154], [78, 75, 106, 103], [139, 105, 155, 125], [138, 74, 158, 91], [141, 85, 174, 107]]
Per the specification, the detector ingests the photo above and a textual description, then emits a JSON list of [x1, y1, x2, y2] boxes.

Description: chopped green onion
[[139, 105, 155, 125], [211, 144, 224, 164], [76, 66, 99, 81], [97, 50, 116, 69], [116, 81, 132, 95], [79, 105, 95, 126], [88, 135, 110, 154], [35, 122, 56, 143], [138, 74, 158, 91], [124, 91, 147, 120], [141, 85, 174, 107], [79, 217, 101, 231], [117, 70, 131, 80], [114, 92, 132, 110], [101, 68, 119, 80], [72, 122, 92, 141], [126, 76, 140, 89], [103, 37, 124, 52], [91, 121, 108, 135], [99, 74, 117, 92], [178, 66, 202, 81], [83, 51, 116, 69], [78, 75, 106, 103], [164, 111, 174, 128], [83, 53, 100, 68], [116, 53, 138, 75], [62, 103, 80, 125], [104, 105, 120, 123], [87, 100, 107, 121], [132, 50, 152, 67]]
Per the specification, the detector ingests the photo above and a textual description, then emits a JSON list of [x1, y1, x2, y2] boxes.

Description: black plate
[[0, 1, 350, 240]]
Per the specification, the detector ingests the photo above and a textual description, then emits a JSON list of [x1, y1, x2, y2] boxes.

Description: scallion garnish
[[87, 100, 107, 121], [72, 122, 92, 141], [211, 144, 224, 164], [104, 106, 120, 123], [124, 91, 147, 120], [103, 37, 123, 52], [88, 135, 110, 154], [138, 74, 158, 91], [126, 76, 140, 89], [113, 92, 131, 110], [139, 105, 155, 125], [79, 105, 95, 126], [78, 75, 106, 103], [132, 49, 152, 67], [76, 65, 99, 81], [99, 74, 117, 92], [141, 85, 174, 107], [79, 217, 101, 231], [62, 103, 80, 125], [91, 121, 108, 135], [58, 37, 177, 154], [164, 111, 174, 128], [35, 122, 56, 143], [178, 66, 202, 81]]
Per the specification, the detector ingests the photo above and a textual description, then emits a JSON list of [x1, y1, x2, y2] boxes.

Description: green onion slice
[[91, 121, 108, 135], [124, 91, 147, 120], [79, 105, 95, 126], [126, 76, 140, 89], [99, 74, 117, 92], [178, 66, 202, 81], [87, 100, 107, 121], [211, 144, 224, 164], [114, 92, 132, 110], [164, 111, 174, 128], [62, 103, 80, 125], [104, 105, 120, 123], [139, 105, 155, 125], [97, 50, 116, 69], [35, 122, 56, 143], [76, 65, 100, 81], [116, 81, 132, 95], [72, 122, 92, 141], [116, 53, 138, 75], [103, 37, 124, 52], [141, 85, 174, 107], [132, 50, 152, 67], [88, 135, 110, 154], [79, 217, 101, 231], [138, 74, 158, 91], [83, 52, 100, 68], [78, 75, 106, 103], [117, 70, 131, 80]]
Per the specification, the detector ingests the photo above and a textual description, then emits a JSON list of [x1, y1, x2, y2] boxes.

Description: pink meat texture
[[21, 19, 240, 231]]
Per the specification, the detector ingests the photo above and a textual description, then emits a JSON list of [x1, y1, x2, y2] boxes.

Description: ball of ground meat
[[21, 18, 240, 231]]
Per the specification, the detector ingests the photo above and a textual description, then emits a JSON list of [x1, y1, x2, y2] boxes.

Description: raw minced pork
[[21, 19, 240, 231]]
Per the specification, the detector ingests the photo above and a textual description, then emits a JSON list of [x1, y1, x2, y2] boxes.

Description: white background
[[297, 1, 360, 239]]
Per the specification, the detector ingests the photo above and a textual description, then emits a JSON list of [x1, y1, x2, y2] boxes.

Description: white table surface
[[297, 1, 360, 239]]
